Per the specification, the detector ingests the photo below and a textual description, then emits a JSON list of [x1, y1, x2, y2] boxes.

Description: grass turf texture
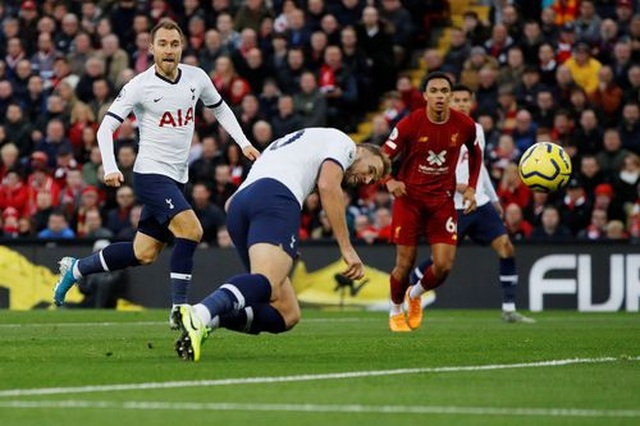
[[0, 309, 638, 426]]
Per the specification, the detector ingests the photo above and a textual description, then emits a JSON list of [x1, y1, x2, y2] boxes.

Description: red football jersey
[[382, 108, 480, 200]]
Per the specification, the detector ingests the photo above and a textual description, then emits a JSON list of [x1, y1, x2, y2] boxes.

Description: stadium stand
[[0, 0, 639, 245]]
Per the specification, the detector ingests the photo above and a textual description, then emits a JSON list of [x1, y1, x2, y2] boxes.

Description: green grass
[[0, 310, 639, 426]]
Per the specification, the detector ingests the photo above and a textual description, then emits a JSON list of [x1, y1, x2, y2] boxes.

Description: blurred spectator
[[565, 41, 602, 95], [67, 32, 95, 77], [511, 109, 538, 153], [520, 20, 544, 66], [191, 182, 226, 246], [211, 164, 236, 209], [0, 143, 21, 180], [37, 209, 75, 239], [75, 56, 105, 103], [538, 43, 558, 87], [615, 0, 634, 36], [442, 27, 470, 80], [311, 209, 334, 240], [82, 145, 102, 186], [613, 152, 640, 208], [497, 163, 531, 210], [216, 13, 241, 52], [489, 134, 520, 182], [593, 182, 626, 222], [294, 71, 327, 127], [579, 154, 605, 197], [577, 207, 608, 240], [306, 30, 328, 72], [380, 0, 414, 68], [31, 32, 58, 82], [461, 47, 497, 92], [372, 207, 392, 242], [504, 202, 533, 241], [498, 46, 525, 88], [354, 213, 377, 244], [277, 47, 306, 94], [199, 29, 225, 74], [236, 93, 264, 137], [381, 90, 408, 129], [34, 119, 73, 169], [82, 208, 113, 239], [234, 0, 270, 33], [362, 114, 390, 146], [559, 176, 592, 235], [319, 45, 358, 132], [116, 144, 136, 186], [1, 206, 20, 239], [357, 6, 396, 101], [475, 66, 500, 113], [131, 31, 152, 75], [605, 219, 629, 240], [484, 23, 514, 66], [106, 185, 135, 236], [224, 144, 250, 187], [4, 103, 32, 158], [574, 109, 603, 155], [596, 128, 629, 177], [589, 65, 624, 127], [271, 94, 303, 138], [530, 204, 572, 241], [190, 136, 223, 183], [77, 239, 126, 308], [532, 88, 556, 130], [116, 204, 142, 241], [396, 73, 425, 112], [574, 0, 602, 44], [340, 25, 372, 112], [618, 101, 640, 154], [462, 10, 490, 46], [252, 120, 273, 152], [0, 169, 28, 217]]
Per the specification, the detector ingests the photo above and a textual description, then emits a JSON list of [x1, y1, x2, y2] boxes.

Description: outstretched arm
[[210, 100, 260, 161], [317, 160, 364, 281], [97, 114, 124, 187]]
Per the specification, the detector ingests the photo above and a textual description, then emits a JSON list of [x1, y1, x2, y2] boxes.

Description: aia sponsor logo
[[159, 107, 194, 127]]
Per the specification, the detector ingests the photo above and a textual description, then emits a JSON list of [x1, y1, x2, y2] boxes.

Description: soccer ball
[[518, 142, 572, 193]]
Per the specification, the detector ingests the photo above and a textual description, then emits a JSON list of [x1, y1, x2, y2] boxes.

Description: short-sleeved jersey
[[454, 123, 497, 209], [107, 64, 222, 183], [382, 108, 477, 200], [236, 127, 356, 207]]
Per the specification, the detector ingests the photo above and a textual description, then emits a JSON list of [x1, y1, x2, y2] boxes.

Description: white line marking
[[0, 356, 637, 398], [0, 400, 638, 418], [0, 318, 377, 328]]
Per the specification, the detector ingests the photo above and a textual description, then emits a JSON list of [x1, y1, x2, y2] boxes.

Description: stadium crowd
[[0, 0, 638, 245]]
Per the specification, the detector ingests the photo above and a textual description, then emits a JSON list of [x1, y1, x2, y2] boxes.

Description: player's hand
[[386, 179, 407, 198], [104, 171, 124, 187], [462, 187, 477, 215], [340, 246, 364, 281], [242, 145, 261, 161]]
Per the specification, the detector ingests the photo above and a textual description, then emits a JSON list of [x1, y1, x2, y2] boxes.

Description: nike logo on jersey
[[166, 198, 174, 209], [153, 97, 163, 102]]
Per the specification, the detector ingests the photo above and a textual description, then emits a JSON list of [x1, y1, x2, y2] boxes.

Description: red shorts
[[391, 195, 458, 246]]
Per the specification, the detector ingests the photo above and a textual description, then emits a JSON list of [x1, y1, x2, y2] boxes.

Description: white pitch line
[[0, 318, 377, 328], [0, 356, 637, 398], [0, 400, 639, 418]]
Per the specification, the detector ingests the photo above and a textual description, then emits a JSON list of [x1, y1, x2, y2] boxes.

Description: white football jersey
[[454, 122, 498, 209], [107, 64, 222, 183], [236, 128, 356, 206]]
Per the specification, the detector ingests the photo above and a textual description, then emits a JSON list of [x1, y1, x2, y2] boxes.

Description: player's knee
[[494, 236, 514, 258], [283, 309, 301, 331], [135, 247, 159, 265], [432, 259, 453, 279]]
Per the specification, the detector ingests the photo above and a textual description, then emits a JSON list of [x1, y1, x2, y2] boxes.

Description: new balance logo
[[166, 198, 175, 210], [426, 150, 447, 166]]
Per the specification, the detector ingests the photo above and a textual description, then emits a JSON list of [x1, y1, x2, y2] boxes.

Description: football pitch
[[0, 310, 638, 426]]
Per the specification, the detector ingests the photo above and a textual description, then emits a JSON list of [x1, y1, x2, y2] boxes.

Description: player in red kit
[[382, 72, 482, 332]]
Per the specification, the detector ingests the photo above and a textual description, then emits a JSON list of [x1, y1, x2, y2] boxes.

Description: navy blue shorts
[[226, 178, 300, 271], [456, 203, 507, 246], [133, 172, 191, 242]]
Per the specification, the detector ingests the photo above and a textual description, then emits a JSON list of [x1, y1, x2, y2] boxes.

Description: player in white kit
[[53, 21, 260, 323], [174, 128, 390, 361], [408, 85, 535, 324]]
